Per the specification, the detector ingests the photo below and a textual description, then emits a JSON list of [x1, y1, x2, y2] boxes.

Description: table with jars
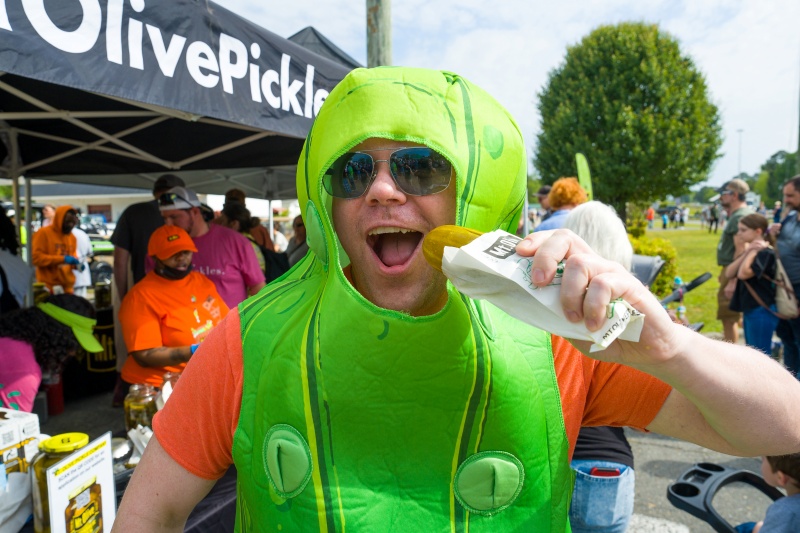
[[15, 368, 237, 533]]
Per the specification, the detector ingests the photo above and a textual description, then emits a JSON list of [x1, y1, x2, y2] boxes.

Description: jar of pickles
[[93, 281, 111, 310], [31, 433, 89, 533], [123, 384, 158, 431]]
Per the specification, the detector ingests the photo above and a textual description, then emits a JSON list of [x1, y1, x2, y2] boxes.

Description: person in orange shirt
[[119, 225, 228, 387], [31, 205, 79, 293]]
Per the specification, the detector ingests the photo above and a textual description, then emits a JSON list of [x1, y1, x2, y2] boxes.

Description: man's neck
[[192, 219, 210, 238], [727, 201, 746, 215]]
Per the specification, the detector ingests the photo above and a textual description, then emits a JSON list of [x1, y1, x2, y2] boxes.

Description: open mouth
[[367, 227, 423, 268]]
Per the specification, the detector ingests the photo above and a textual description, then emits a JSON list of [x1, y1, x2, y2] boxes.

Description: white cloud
[[217, 0, 800, 186]]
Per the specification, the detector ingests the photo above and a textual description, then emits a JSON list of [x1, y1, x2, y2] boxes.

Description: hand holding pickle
[[514, 228, 685, 367], [423, 225, 685, 367]]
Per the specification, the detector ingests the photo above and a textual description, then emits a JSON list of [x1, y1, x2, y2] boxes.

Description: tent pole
[[2, 127, 34, 305], [267, 200, 273, 241], [24, 176, 32, 262]]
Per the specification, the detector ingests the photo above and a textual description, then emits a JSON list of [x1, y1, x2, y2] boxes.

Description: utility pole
[[366, 0, 391, 67], [737, 129, 743, 176]]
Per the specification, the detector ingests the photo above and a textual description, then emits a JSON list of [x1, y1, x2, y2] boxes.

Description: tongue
[[377, 232, 419, 267]]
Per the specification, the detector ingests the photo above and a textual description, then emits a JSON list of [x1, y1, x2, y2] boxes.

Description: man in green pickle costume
[[116, 67, 800, 532]]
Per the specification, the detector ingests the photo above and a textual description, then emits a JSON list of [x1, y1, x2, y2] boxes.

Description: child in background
[[737, 453, 800, 532], [726, 213, 778, 356]]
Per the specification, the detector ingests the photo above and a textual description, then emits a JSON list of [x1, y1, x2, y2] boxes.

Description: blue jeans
[[743, 306, 779, 356], [569, 460, 635, 533], [776, 318, 800, 376]]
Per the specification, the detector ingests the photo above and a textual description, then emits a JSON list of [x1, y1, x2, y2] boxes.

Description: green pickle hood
[[233, 67, 572, 532], [297, 66, 527, 277]]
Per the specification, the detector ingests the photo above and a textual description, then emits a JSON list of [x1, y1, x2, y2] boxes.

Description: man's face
[[42, 205, 55, 220], [292, 216, 306, 243], [161, 250, 193, 270], [331, 138, 457, 317], [783, 184, 800, 212], [162, 208, 195, 236], [61, 210, 78, 234], [719, 188, 736, 208]]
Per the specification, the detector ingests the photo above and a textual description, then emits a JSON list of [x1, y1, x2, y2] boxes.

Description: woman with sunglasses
[[119, 225, 228, 387], [726, 213, 779, 355]]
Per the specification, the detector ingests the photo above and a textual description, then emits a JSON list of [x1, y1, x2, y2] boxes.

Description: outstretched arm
[[517, 229, 800, 457], [113, 436, 215, 532]]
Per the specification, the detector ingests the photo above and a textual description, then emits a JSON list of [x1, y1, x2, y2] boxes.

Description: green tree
[[534, 22, 722, 219], [693, 186, 717, 203], [760, 150, 797, 204]]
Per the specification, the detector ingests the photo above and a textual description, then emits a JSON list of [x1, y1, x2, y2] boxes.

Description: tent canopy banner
[[0, 0, 352, 196], [0, 0, 350, 136]]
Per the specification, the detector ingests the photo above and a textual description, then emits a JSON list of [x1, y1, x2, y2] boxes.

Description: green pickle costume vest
[[232, 67, 574, 532]]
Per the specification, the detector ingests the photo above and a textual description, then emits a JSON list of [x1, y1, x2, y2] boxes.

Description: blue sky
[[217, 0, 800, 187]]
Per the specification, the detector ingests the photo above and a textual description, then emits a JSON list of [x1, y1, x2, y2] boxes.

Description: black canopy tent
[[0, 0, 352, 207]]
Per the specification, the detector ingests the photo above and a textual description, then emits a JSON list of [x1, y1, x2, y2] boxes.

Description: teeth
[[368, 227, 414, 235]]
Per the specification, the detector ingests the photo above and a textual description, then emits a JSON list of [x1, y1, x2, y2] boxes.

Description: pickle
[[423, 225, 484, 272]]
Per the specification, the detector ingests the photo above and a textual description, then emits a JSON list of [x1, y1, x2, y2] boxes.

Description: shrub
[[629, 234, 678, 298], [626, 202, 649, 238]]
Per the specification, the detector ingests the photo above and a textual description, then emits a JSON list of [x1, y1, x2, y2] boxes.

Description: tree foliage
[[759, 150, 797, 204], [534, 22, 722, 218], [693, 186, 717, 204]]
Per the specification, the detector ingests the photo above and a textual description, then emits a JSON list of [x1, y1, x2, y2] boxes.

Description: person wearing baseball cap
[[157, 186, 266, 308], [110, 174, 189, 405], [716, 178, 754, 344], [118, 225, 228, 387]]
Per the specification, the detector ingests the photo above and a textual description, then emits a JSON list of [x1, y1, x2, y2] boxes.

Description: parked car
[[89, 235, 114, 256], [80, 214, 110, 237]]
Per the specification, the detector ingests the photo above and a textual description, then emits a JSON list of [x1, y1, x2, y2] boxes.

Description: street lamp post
[[737, 129, 743, 176]]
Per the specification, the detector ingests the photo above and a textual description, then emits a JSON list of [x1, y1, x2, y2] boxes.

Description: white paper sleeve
[[441, 229, 644, 352]]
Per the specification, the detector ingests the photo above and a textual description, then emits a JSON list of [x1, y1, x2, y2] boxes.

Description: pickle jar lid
[[40, 432, 89, 453]]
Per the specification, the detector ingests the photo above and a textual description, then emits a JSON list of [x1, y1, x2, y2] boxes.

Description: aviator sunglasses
[[323, 147, 453, 199]]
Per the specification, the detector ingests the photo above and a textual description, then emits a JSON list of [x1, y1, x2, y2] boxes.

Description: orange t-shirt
[[119, 271, 229, 387], [154, 313, 672, 480]]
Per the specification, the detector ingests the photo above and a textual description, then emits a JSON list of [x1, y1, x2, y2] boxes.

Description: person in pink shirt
[[0, 294, 102, 411], [156, 187, 265, 308]]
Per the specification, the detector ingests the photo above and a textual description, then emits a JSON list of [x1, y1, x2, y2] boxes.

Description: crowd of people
[[2, 66, 800, 532], [1, 175, 308, 409]]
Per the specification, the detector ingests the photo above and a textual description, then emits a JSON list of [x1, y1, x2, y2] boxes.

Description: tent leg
[[24, 176, 33, 305], [267, 200, 273, 240]]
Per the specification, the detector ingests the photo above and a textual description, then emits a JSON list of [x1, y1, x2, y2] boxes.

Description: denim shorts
[[569, 460, 635, 533]]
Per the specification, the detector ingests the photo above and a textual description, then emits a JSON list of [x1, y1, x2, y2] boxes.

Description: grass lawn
[[652, 225, 722, 333]]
